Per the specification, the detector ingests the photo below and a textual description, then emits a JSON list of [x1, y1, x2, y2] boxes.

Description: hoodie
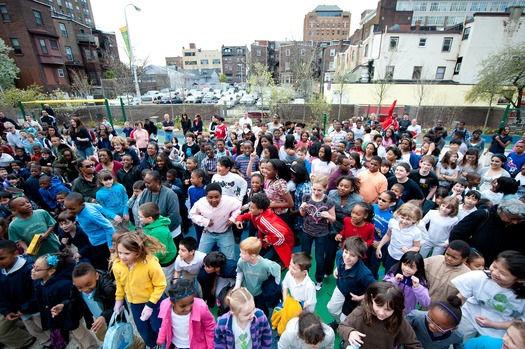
[[143, 215, 177, 265], [39, 176, 70, 209]]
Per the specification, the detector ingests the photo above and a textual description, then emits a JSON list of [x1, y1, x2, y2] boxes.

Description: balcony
[[77, 33, 96, 44]]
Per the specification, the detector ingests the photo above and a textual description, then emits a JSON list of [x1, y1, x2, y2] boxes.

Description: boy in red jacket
[[235, 193, 294, 267]]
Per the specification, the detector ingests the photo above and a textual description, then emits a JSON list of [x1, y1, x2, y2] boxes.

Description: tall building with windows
[[48, 0, 96, 27], [181, 43, 222, 73], [221, 45, 247, 84], [303, 5, 351, 42], [250, 40, 279, 83]]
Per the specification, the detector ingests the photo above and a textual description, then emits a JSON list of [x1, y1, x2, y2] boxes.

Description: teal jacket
[[143, 215, 177, 265]]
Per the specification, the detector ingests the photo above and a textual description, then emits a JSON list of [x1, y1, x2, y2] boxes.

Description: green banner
[[120, 26, 130, 55]]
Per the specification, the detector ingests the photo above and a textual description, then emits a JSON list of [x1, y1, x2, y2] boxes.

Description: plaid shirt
[[293, 181, 312, 230], [201, 156, 218, 173]]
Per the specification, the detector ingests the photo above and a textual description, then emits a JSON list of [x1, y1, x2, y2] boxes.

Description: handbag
[[103, 309, 134, 349]]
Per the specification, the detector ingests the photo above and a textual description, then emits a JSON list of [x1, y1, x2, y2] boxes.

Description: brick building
[[250, 40, 279, 83], [221, 45, 247, 84], [303, 5, 351, 42]]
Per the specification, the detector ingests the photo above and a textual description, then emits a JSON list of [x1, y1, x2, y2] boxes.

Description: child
[[32, 252, 99, 349], [383, 251, 430, 314], [64, 192, 115, 269], [338, 282, 422, 349], [8, 196, 60, 257], [464, 319, 525, 349], [57, 211, 92, 260], [0, 191, 12, 218], [242, 173, 264, 237], [127, 180, 145, 229], [424, 240, 472, 309], [216, 138, 231, 158], [376, 202, 423, 272], [336, 202, 375, 250], [390, 183, 405, 211], [458, 190, 481, 220], [466, 171, 482, 190], [299, 176, 336, 291], [234, 140, 259, 184], [235, 192, 294, 267], [38, 175, 70, 215], [406, 295, 464, 348], [277, 311, 335, 349], [55, 190, 68, 212], [157, 278, 215, 349], [437, 151, 460, 189], [187, 169, 206, 242], [450, 179, 468, 203], [5, 174, 24, 192], [201, 144, 218, 178], [419, 196, 460, 258], [0, 240, 50, 348], [96, 171, 129, 228], [214, 287, 272, 349], [112, 231, 167, 348], [234, 237, 281, 316], [452, 250, 525, 340], [39, 148, 56, 167], [173, 237, 206, 291], [327, 236, 376, 326], [10, 160, 30, 180], [198, 251, 237, 308], [465, 248, 485, 270], [212, 156, 248, 202], [139, 202, 177, 283]]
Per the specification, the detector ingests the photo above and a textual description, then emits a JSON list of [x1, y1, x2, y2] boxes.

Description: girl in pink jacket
[[156, 279, 215, 349]]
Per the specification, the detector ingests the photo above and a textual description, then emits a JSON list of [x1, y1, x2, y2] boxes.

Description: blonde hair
[[393, 203, 423, 223], [239, 236, 262, 255], [441, 196, 459, 217], [110, 231, 166, 267], [509, 319, 525, 342], [312, 175, 329, 188], [226, 287, 254, 314]]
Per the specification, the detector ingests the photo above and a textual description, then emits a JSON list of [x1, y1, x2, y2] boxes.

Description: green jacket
[[143, 215, 177, 265]]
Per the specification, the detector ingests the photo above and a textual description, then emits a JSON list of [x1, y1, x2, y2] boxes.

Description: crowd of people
[[0, 108, 525, 349]]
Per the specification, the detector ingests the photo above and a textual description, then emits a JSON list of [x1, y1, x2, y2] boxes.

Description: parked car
[[141, 96, 155, 104], [239, 94, 256, 105]]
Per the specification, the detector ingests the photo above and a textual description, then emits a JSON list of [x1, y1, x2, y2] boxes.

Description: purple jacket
[[384, 273, 431, 314], [214, 308, 272, 349], [157, 297, 215, 349]]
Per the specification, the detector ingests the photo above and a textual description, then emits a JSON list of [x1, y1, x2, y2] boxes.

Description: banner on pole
[[120, 26, 130, 55]]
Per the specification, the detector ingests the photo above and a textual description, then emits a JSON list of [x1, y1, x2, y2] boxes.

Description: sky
[[90, 0, 379, 66]]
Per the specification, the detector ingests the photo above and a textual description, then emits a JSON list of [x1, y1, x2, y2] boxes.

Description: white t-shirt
[[387, 218, 422, 260], [171, 311, 190, 347], [458, 205, 477, 221], [452, 270, 525, 338], [481, 190, 504, 205], [282, 272, 317, 312], [407, 124, 422, 136], [311, 159, 337, 177], [174, 251, 206, 275], [420, 210, 458, 245], [232, 316, 252, 349]]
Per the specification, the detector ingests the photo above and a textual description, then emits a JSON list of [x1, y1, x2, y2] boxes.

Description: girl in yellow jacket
[[112, 231, 167, 348]]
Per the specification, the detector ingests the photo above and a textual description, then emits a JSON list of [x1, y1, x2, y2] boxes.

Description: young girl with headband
[[157, 278, 215, 348]]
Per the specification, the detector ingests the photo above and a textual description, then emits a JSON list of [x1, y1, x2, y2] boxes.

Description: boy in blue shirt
[[188, 168, 206, 243], [64, 192, 114, 270]]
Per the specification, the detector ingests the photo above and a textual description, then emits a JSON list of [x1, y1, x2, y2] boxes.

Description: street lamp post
[[319, 43, 328, 95], [124, 4, 141, 103]]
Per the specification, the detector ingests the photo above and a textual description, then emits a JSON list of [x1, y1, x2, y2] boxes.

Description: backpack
[[216, 283, 234, 316], [103, 309, 134, 349]]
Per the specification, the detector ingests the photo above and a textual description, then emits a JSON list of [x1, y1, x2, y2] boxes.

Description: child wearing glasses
[[156, 278, 215, 349], [406, 295, 464, 348]]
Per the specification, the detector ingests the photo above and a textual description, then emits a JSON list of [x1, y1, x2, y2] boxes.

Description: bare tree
[[249, 62, 274, 111], [333, 70, 352, 120], [68, 69, 92, 98]]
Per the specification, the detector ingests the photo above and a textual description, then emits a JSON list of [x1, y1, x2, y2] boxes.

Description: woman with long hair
[[311, 144, 336, 178], [70, 117, 94, 159], [180, 113, 192, 136]]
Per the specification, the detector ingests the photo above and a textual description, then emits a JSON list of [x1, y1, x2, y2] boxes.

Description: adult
[[267, 114, 282, 134], [43, 103, 55, 117], [213, 116, 228, 140], [329, 120, 346, 145], [143, 118, 158, 142], [139, 170, 182, 240], [25, 115, 43, 131], [450, 198, 525, 265], [131, 121, 149, 154], [327, 155, 351, 192], [430, 126, 446, 152], [466, 129, 485, 153], [431, 119, 448, 141], [161, 114, 174, 143], [239, 113, 252, 128], [4, 122, 24, 152], [278, 134, 298, 165], [0, 112, 20, 129], [111, 136, 140, 166], [46, 125, 65, 144], [95, 148, 123, 176], [357, 156, 387, 203], [311, 144, 336, 178], [70, 117, 94, 159], [483, 126, 512, 166], [478, 154, 511, 192], [0, 147, 15, 167], [192, 114, 203, 135], [407, 118, 422, 139], [451, 121, 470, 142], [71, 158, 99, 203], [397, 113, 411, 137], [351, 119, 365, 139], [180, 113, 192, 136], [40, 110, 56, 128], [139, 142, 159, 171]]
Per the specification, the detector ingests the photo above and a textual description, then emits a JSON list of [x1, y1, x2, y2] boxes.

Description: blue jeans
[[197, 228, 235, 259], [301, 233, 327, 283], [164, 132, 173, 143], [366, 244, 389, 280], [77, 146, 94, 160], [129, 302, 163, 347]]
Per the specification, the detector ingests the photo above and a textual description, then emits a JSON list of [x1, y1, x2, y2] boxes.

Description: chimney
[[189, 43, 196, 49]]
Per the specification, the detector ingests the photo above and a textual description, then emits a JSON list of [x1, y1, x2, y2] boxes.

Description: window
[[419, 38, 427, 47], [84, 49, 91, 59], [470, 2, 488, 11], [0, 5, 10, 21], [462, 27, 471, 40], [184, 61, 197, 65], [389, 37, 399, 51], [454, 57, 463, 75], [39, 39, 48, 54], [57, 69, 65, 78], [414, 2, 428, 11], [412, 66, 422, 79], [184, 52, 195, 56], [200, 59, 209, 65], [450, 1, 467, 11], [385, 65, 395, 79], [256, 49, 261, 57], [236, 48, 244, 55], [442, 37, 453, 52], [285, 48, 290, 57], [33, 10, 43, 25], [364, 44, 369, 57], [57, 0, 62, 5], [65, 46, 73, 61], [10, 38, 21, 54], [49, 40, 58, 49], [59, 23, 67, 37], [329, 48, 336, 56], [285, 62, 290, 71], [430, 2, 448, 11], [212, 59, 220, 64], [435, 66, 446, 79]]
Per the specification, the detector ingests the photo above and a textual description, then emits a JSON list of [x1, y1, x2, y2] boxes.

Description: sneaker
[[328, 321, 339, 331], [315, 282, 322, 291]]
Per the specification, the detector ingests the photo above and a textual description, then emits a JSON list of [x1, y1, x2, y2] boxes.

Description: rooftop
[[313, 5, 342, 12]]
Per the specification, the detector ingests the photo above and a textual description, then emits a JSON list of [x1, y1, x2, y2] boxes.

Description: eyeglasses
[[83, 164, 94, 168], [32, 265, 50, 272], [377, 197, 390, 203], [426, 314, 454, 333]]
